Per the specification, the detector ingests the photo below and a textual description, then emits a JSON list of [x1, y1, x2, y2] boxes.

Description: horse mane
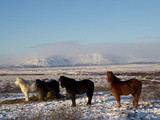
[[107, 71, 121, 83], [111, 73, 121, 81], [60, 76, 76, 82], [59, 76, 76, 88], [17, 77, 30, 85]]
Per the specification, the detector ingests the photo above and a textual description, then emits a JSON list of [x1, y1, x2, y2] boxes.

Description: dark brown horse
[[36, 79, 60, 100], [59, 76, 94, 107], [106, 71, 142, 108]]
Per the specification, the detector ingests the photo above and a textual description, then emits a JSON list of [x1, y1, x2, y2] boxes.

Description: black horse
[[59, 76, 94, 107], [36, 79, 60, 100]]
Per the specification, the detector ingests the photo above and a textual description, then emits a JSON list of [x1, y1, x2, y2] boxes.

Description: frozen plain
[[0, 64, 160, 120]]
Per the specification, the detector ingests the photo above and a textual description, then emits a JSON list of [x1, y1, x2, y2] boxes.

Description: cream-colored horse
[[14, 77, 38, 101]]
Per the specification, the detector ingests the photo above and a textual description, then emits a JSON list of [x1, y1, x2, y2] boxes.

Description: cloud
[[1, 40, 160, 65], [142, 36, 160, 42], [28, 41, 87, 57], [28, 40, 160, 58], [29, 41, 81, 48]]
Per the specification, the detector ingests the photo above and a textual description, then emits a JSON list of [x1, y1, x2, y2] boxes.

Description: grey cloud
[[29, 41, 81, 48]]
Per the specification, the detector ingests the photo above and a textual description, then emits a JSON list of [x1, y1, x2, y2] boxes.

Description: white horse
[[14, 77, 39, 101]]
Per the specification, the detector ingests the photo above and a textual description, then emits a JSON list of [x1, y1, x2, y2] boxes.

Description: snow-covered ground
[[0, 64, 160, 119], [0, 92, 160, 120]]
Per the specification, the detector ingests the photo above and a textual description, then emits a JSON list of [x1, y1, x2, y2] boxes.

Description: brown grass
[[0, 94, 69, 105]]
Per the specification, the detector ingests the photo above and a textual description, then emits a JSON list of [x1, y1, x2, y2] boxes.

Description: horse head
[[59, 76, 65, 88], [35, 79, 43, 87], [107, 71, 114, 83], [14, 77, 24, 86]]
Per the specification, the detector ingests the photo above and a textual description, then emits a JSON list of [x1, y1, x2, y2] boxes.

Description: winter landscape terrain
[[0, 64, 160, 120], [1, 54, 159, 68]]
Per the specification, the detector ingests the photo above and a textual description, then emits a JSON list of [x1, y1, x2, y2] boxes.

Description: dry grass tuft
[[0, 94, 69, 105]]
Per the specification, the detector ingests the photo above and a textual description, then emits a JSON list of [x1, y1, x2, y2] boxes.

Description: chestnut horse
[[106, 71, 142, 108]]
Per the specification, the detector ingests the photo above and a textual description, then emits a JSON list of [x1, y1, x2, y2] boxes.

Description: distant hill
[[1, 54, 159, 68]]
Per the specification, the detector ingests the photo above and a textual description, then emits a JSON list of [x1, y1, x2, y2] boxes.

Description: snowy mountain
[[69, 54, 113, 65], [13, 56, 72, 67], [2, 54, 159, 68]]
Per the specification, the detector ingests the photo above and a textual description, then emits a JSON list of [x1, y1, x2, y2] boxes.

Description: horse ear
[[107, 71, 112, 73], [59, 76, 64, 81], [60, 76, 65, 78]]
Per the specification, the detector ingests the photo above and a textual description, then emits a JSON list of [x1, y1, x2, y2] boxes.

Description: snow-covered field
[[0, 64, 160, 119]]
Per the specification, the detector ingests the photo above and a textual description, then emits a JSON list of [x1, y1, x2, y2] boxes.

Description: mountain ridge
[[1, 54, 159, 68]]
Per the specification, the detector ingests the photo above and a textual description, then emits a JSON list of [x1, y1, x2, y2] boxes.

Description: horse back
[[130, 78, 142, 91], [72, 80, 93, 94], [80, 79, 94, 88], [80, 80, 94, 92], [111, 79, 142, 95], [45, 80, 59, 92], [45, 80, 59, 86], [115, 78, 142, 86]]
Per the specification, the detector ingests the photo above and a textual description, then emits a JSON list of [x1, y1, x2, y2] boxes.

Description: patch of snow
[[0, 64, 160, 119], [0, 92, 160, 120]]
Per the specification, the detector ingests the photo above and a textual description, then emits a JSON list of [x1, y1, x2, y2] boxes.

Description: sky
[[0, 0, 160, 64]]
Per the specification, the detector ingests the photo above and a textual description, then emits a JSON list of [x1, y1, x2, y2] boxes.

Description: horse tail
[[92, 81, 94, 92], [58, 82, 60, 94], [89, 81, 94, 96], [84, 80, 94, 96], [138, 80, 142, 94], [133, 79, 142, 95]]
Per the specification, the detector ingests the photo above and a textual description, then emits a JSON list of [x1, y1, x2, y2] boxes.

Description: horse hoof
[[87, 103, 91, 106], [118, 105, 121, 108], [71, 105, 76, 107], [134, 105, 139, 108], [25, 99, 29, 102]]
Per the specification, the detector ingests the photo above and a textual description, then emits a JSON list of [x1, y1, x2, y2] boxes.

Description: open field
[[0, 64, 160, 119]]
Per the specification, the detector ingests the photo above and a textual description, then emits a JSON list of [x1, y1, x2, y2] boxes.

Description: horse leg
[[133, 86, 141, 107], [40, 88, 45, 101], [54, 88, 60, 99], [115, 94, 121, 108], [44, 91, 48, 101], [70, 94, 76, 107], [134, 94, 140, 107], [132, 94, 135, 106], [134, 85, 142, 107], [24, 92, 29, 101], [86, 91, 93, 105], [37, 89, 43, 100], [55, 92, 60, 99]]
